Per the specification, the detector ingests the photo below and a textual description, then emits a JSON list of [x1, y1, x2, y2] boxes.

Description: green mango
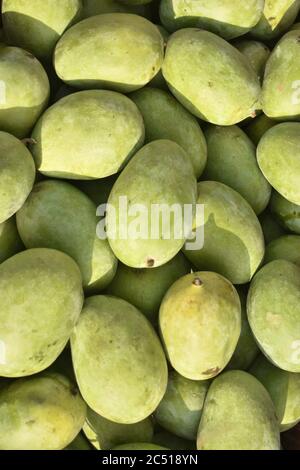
[[0, 131, 35, 224], [0, 217, 23, 264], [159, 272, 241, 380], [250, 0, 300, 40], [130, 88, 207, 179], [0, 248, 83, 377], [183, 182, 265, 285], [203, 125, 271, 214], [0, 46, 49, 138], [226, 288, 259, 370], [270, 191, 300, 234], [2, 0, 82, 62], [31, 90, 144, 180], [154, 370, 210, 440], [153, 432, 195, 450], [257, 123, 300, 205], [259, 210, 287, 244], [159, 0, 264, 39], [262, 31, 300, 120], [290, 21, 300, 30], [54, 13, 164, 92], [83, 407, 153, 450], [233, 40, 270, 81], [247, 259, 300, 372], [244, 113, 276, 145], [250, 354, 300, 431], [162, 29, 261, 125], [106, 254, 191, 324], [148, 26, 169, 90], [65, 433, 92, 450], [81, 0, 151, 17], [16, 180, 117, 293], [265, 235, 300, 266], [75, 175, 117, 207], [113, 443, 169, 450], [71, 295, 168, 424], [197, 370, 280, 450], [118, 0, 152, 4], [106, 140, 197, 269], [0, 372, 86, 450]]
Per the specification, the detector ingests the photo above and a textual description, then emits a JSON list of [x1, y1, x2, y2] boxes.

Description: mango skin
[[75, 175, 117, 208], [250, 0, 300, 41], [54, 14, 164, 92], [244, 114, 276, 145], [0, 248, 84, 377], [184, 182, 265, 285], [227, 288, 259, 370], [0, 131, 35, 224], [197, 370, 280, 450], [247, 259, 300, 372], [0, 372, 86, 450], [259, 210, 287, 244], [2, 0, 82, 62], [159, 0, 264, 39], [159, 272, 241, 380], [113, 443, 169, 450], [0, 46, 49, 138], [106, 140, 197, 269], [0, 217, 23, 264], [234, 40, 270, 81], [154, 370, 210, 440], [262, 31, 300, 120], [83, 408, 153, 450], [71, 295, 168, 424], [250, 354, 300, 432], [106, 253, 190, 324], [257, 123, 300, 205], [31, 90, 144, 180], [16, 180, 117, 293], [203, 125, 271, 215], [130, 87, 207, 179], [265, 235, 300, 266], [162, 29, 261, 125], [153, 432, 195, 450], [270, 191, 300, 234], [81, 0, 151, 18], [65, 433, 92, 450]]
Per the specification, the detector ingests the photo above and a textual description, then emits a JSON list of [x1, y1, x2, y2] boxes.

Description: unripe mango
[[197, 370, 280, 450], [0, 131, 35, 224], [71, 295, 168, 424], [130, 87, 207, 179], [65, 433, 92, 450], [234, 39, 270, 80], [0, 217, 23, 264], [155, 370, 210, 440], [159, 0, 264, 39], [257, 123, 300, 205], [159, 272, 241, 380], [106, 140, 197, 269], [247, 259, 300, 372], [31, 90, 144, 180], [106, 253, 190, 324], [83, 408, 153, 450], [2, 0, 82, 62], [244, 114, 276, 145], [16, 180, 117, 293], [184, 182, 265, 285], [162, 29, 261, 125], [250, 354, 300, 431], [81, 0, 151, 18], [113, 443, 169, 450], [259, 210, 287, 244], [251, 0, 300, 41], [203, 125, 271, 214], [75, 175, 117, 208], [54, 14, 164, 92], [262, 31, 300, 120], [0, 248, 84, 377], [153, 432, 195, 450], [0, 46, 49, 138], [265, 235, 300, 266], [0, 372, 86, 450], [270, 191, 300, 234]]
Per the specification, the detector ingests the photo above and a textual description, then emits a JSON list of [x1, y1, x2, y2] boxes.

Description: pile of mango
[[1, 0, 300, 451]]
